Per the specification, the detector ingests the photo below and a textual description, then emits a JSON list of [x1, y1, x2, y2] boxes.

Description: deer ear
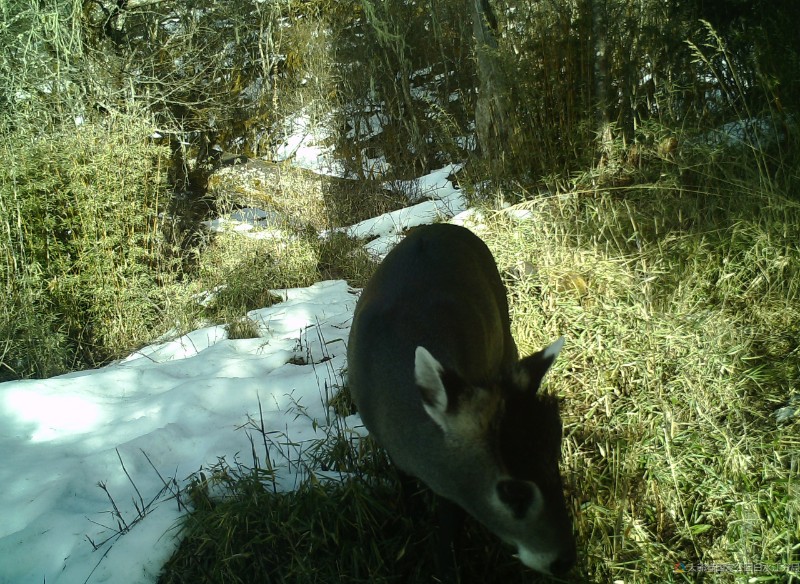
[[414, 346, 450, 430], [514, 337, 564, 393], [538, 336, 564, 366]]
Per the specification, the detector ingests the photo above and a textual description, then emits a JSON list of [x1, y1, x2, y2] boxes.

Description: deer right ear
[[513, 337, 564, 392], [414, 346, 450, 430]]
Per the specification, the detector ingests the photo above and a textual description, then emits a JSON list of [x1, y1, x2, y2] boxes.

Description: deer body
[[347, 223, 575, 575]]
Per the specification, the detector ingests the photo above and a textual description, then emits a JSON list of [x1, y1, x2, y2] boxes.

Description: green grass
[[159, 145, 800, 582], [481, 165, 800, 581], [0, 115, 174, 378], [2, 1, 797, 581]]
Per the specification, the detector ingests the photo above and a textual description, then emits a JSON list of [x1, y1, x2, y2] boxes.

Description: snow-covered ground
[[0, 113, 470, 583], [0, 281, 356, 583]]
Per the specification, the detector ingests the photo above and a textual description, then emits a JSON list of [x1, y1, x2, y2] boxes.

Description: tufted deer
[[347, 223, 576, 578]]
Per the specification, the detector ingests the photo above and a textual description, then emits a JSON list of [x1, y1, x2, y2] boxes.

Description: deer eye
[[496, 479, 534, 519]]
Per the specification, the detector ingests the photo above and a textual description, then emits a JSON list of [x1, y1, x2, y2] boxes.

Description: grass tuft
[[481, 165, 800, 581], [0, 114, 173, 378]]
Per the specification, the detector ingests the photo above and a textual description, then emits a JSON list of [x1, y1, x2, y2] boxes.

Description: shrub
[[0, 115, 172, 379]]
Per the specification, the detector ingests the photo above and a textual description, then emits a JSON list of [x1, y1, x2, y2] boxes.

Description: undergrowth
[[2, 1, 798, 583], [160, 126, 799, 582], [481, 143, 800, 582], [0, 115, 173, 378]]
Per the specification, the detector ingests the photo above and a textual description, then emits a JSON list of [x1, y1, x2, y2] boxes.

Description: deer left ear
[[415, 346, 451, 431], [513, 337, 564, 392]]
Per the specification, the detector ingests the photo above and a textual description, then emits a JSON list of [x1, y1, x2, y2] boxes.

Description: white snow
[[340, 163, 467, 258], [273, 112, 345, 176], [0, 280, 361, 584], [0, 172, 471, 584], [0, 82, 476, 584]]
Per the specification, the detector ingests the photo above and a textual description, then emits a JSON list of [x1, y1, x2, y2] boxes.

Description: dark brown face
[[410, 336, 575, 574], [496, 391, 564, 482], [484, 389, 576, 575]]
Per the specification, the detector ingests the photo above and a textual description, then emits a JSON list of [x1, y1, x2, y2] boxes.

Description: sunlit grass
[[482, 177, 800, 582], [160, 162, 799, 583]]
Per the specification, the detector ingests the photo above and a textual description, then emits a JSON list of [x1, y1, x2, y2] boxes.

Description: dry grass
[[161, 172, 799, 584], [0, 114, 173, 378], [481, 183, 800, 582], [208, 161, 331, 231], [193, 230, 319, 320]]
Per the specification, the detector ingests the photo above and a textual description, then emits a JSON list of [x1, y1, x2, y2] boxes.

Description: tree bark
[[471, 0, 510, 163], [592, 0, 613, 156]]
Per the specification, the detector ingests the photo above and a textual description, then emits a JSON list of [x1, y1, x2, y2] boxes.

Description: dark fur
[[348, 224, 576, 578]]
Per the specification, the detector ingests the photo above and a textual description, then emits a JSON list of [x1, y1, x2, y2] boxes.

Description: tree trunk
[[592, 0, 613, 158], [471, 0, 510, 165]]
